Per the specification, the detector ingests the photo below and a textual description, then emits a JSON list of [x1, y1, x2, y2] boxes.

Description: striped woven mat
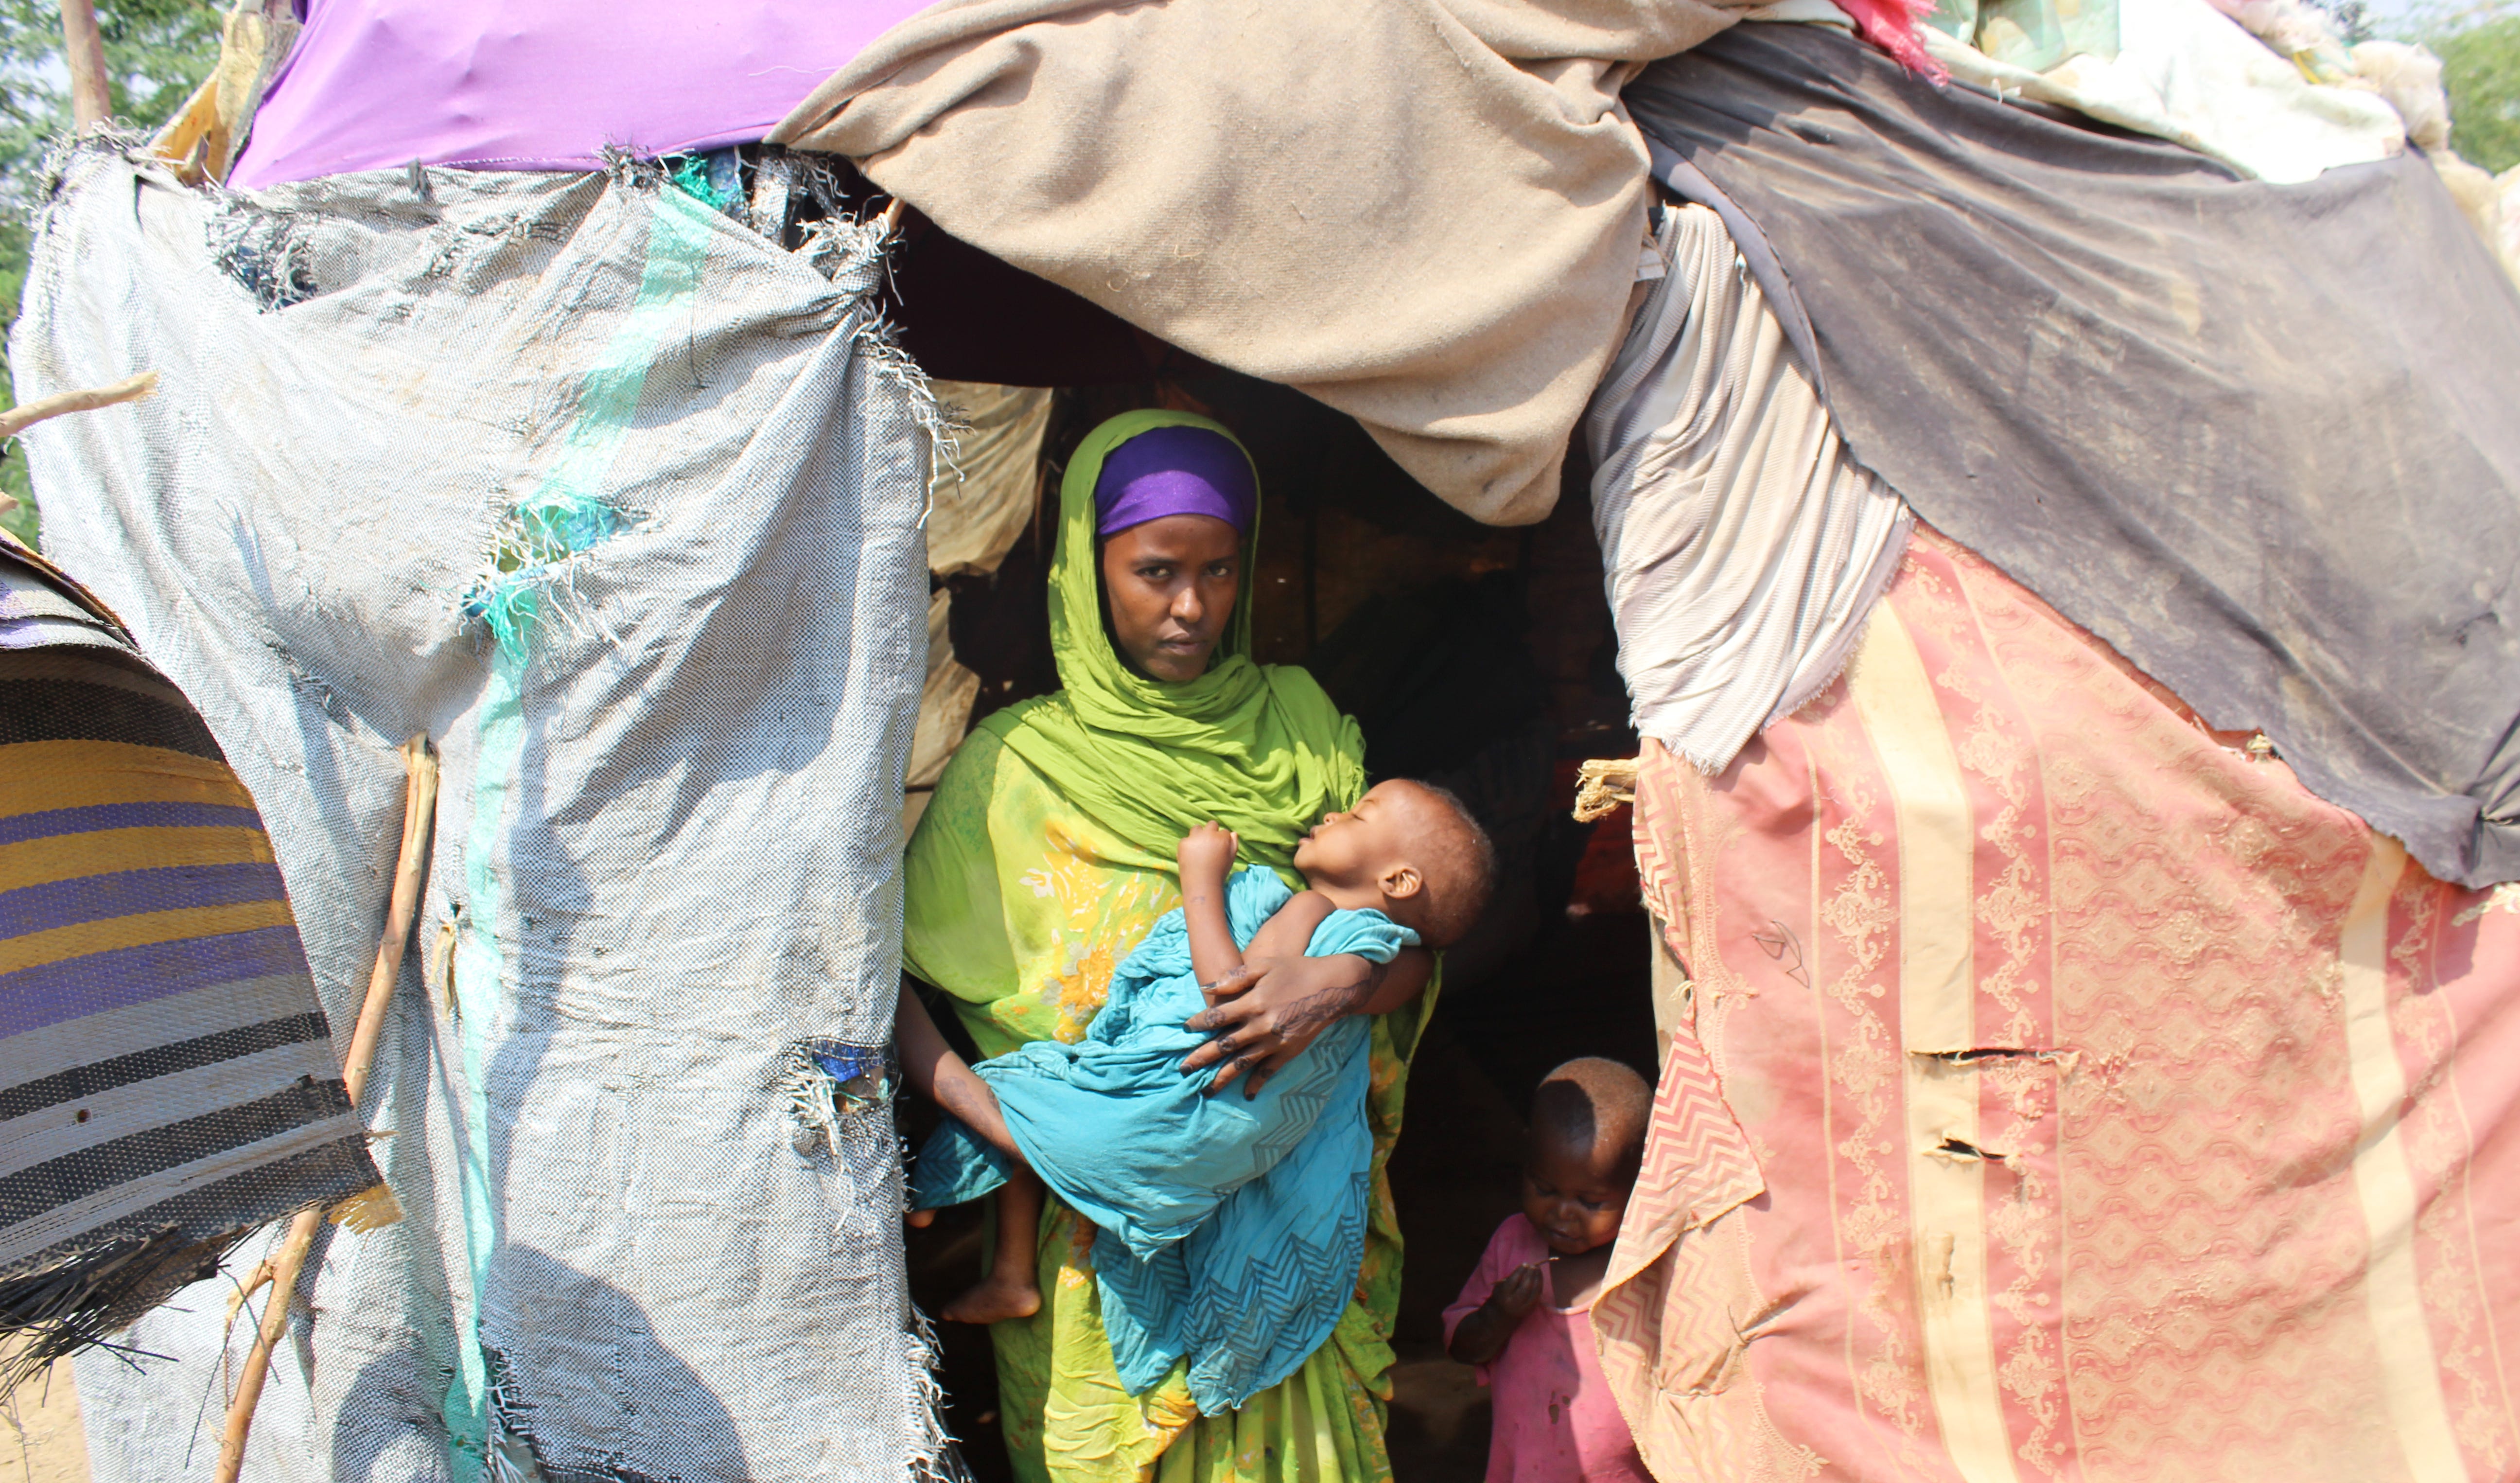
[[0, 546, 377, 1368]]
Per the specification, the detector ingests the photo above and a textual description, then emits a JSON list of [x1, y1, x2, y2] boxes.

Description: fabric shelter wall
[[1585, 201, 1910, 775], [1626, 24, 2520, 888], [13, 148, 942, 1482], [1601, 526, 2520, 1482], [0, 548, 382, 1373], [230, 0, 926, 187], [772, 0, 1766, 527]]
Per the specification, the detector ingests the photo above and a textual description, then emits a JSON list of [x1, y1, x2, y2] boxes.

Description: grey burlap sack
[[13, 145, 947, 1483]]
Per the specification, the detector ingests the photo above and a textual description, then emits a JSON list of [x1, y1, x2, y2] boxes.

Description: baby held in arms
[[897, 780, 1493, 1410], [1445, 1058, 1655, 1482]]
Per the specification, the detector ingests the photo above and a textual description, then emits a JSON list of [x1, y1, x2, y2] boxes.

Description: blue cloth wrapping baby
[[910, 865, 1417, 1412]]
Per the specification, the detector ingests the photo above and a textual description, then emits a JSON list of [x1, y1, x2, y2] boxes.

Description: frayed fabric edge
[[905, 1301, 976, 1483], [1759, 502, 1916, 726], [1642, 503, 1916, 777], [775, 1038, 894, 1158]]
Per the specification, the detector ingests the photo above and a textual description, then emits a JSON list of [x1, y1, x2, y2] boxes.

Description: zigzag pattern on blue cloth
[[1097, 1119, 1374, 1412]]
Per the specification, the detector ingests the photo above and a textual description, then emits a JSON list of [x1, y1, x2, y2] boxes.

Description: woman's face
[[1100, 514, 1242, 683]]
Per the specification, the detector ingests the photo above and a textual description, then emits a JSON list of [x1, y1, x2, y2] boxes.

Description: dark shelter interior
[[881, 205, 1663, 1482]]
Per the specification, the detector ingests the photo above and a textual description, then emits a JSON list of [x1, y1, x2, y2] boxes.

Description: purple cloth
[[1094, 426, 1258, 537], [229, 0, 925, 190]]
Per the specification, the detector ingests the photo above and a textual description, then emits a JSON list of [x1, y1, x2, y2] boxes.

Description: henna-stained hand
[[1181, 953, 1387, 1096]]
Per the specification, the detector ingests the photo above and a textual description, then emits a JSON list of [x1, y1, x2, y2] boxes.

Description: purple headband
[[1094, 425, 1258, 537]]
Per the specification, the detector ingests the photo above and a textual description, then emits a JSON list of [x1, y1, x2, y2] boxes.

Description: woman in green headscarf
[[898, 410, 1433, 1482]]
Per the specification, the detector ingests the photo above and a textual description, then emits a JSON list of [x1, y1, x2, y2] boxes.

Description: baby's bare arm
[[1179, 823, 1245, 991], [1242, 890, 1337, 966]]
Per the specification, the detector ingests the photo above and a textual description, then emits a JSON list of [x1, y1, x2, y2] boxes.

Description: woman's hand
[[1181, 945, 1428, 1095], [1181, 953, 1369, 1096]]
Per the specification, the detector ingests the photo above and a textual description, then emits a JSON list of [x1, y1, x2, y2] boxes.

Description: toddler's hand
[[1489, 1261, 1544, 1321], [1177, 821, 1240, 883]]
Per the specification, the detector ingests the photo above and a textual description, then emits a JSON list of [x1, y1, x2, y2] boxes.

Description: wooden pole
[[58, 0, 111, 132], [338, 736, 440, 1111], [0, 371, 156, 441], [212, 735, 438, 1483]]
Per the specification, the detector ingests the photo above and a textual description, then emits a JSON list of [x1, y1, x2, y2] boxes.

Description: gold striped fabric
[[0, 549, 375, 1369]]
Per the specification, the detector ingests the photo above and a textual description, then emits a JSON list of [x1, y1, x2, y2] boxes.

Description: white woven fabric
[[17, 147, 944, 1483], [1585, 203, 1911, 773]]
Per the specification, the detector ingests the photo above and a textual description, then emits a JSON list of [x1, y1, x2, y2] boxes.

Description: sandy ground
[[0, 1359, 90, 1483]]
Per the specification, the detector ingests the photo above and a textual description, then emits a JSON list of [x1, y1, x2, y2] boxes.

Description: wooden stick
[[58, 0, 110, 131], [0, 371, 158, 441], [341, 736, 439, 1107], [213, 735, 437, 1483]]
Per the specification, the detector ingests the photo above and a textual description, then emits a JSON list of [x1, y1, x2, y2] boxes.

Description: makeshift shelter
[[10, 0, 2520, 1479]]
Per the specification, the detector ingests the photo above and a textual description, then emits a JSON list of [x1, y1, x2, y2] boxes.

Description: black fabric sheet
[[1626, 24, 2520, 888]]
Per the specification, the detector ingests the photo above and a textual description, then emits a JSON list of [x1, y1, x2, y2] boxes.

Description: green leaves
[[2433, 9, 2520, 170]]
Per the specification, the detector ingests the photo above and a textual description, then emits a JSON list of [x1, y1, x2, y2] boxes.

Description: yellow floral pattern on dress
[[1018, 821, 1173, 1043]]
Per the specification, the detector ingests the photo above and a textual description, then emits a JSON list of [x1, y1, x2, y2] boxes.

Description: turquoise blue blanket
[[910, 865, 1414, 1412]]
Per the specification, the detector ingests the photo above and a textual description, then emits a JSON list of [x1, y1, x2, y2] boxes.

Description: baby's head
[[1291, 779, 1495, 948], [1522, 1058, 1650, 1257]]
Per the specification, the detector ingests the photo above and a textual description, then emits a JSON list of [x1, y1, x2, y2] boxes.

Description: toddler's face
[[1520, 1138, 1631, 1257], [1293, 780, 1427, 889]]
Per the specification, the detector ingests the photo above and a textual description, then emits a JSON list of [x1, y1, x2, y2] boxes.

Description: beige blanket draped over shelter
[[772, 0, 1760, 526]]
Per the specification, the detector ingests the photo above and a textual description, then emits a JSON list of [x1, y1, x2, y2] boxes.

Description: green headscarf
[[975, 409, 1364, 875]]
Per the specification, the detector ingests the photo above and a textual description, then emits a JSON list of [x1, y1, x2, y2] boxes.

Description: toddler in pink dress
[[1443, 1057, 1654, 1483]]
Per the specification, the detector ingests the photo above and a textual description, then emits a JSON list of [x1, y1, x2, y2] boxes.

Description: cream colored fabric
[[149, 4, 300, 185], [2501, 165, 2520, 280], [909, 381, 1041, 831], [1922, 0, 2405, 185], [1646, 911, 1692, 1060], [773, 0, 1758, 527], [904, 588, 980, 836], [1584, 203, 1910, 774], [927, 380, 1049, 578]]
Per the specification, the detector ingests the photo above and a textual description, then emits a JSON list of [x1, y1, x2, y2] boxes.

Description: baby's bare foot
[[940, 1274, 1042, 1324]]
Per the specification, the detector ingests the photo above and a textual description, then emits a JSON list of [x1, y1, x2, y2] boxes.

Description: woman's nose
[[1171, 585, 1205, 624]]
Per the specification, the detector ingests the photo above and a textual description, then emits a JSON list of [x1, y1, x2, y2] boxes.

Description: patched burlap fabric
[[16, 148, 943, 1482], [773, 0, 1762, 526]]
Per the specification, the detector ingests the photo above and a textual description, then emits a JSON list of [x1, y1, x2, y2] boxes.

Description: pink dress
[[1441, 1215, 1653, 1483]]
